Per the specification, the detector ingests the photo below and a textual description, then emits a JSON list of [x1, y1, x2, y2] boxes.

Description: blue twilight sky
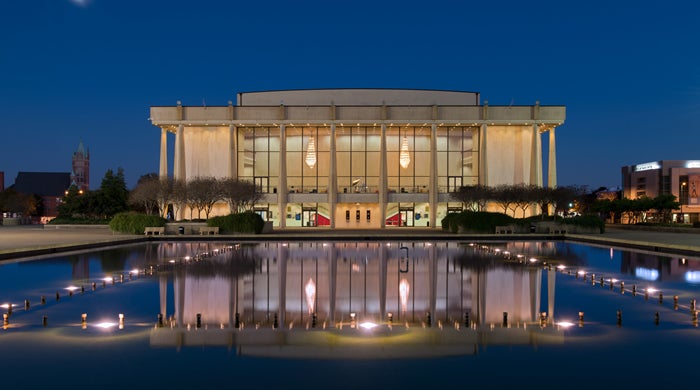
[[1, 0, 699, 191]]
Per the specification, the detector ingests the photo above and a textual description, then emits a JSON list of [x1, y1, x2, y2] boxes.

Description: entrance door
[[399, 208, 414, 227], [302, 208, 317, 227]]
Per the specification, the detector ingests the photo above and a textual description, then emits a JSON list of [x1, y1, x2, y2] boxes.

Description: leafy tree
[[94, 168, 129, 219], [652, 194, 680, 224]]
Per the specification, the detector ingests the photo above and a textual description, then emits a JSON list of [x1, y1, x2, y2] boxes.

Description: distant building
[[11, 172, 71, 220], [71, 140, 90, 191], [622, 160, 700, 223]]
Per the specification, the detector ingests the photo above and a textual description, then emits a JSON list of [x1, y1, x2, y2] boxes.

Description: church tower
[[71, 140, 90, 191]]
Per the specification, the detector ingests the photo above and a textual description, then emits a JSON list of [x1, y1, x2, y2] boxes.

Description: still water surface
[[1, 240, 699, 388]]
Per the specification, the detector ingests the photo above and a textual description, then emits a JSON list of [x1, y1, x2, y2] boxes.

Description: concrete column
[[159, 128, 168, 178], [174, 124, 185, 181], [278, 124, 287, 228], [174, 124, 185, 219], [229, 125, 238, 179], [530, 125, 542, 187], [429, 124, 438, 229], [379, 124, 388, 228], [479, 124, 488, 186], [329, 124, 337, 228], [548, 127, 557, 188]]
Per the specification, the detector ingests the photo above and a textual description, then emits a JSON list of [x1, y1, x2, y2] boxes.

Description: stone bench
[[199, 226, 219, 235], [144, 226, 165, 236], [495, 225, 515, 234]]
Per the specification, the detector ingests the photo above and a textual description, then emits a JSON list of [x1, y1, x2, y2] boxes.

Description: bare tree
[[220, 178, 261, 213], [451, 184, 491, 211], [129, 175, 160, 215], [170, 178, 188, 220], [187, 176, 222, 219]]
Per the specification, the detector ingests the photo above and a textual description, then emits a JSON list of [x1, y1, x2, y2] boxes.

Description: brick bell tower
[[71, 140, 90, 191]]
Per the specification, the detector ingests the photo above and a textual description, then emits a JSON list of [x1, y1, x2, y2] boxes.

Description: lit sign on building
[[635, 162, 661, 172], [686, 161, 700, 168]]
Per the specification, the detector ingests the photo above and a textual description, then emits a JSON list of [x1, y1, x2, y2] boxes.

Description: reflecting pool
[[1, 240, 700, 388]]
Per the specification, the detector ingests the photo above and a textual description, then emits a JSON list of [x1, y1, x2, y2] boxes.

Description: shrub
[[208, 211, 264, 234], [109, 212, 166, 234], [441, 210, 518, 233], [562, 214, 605, 233]]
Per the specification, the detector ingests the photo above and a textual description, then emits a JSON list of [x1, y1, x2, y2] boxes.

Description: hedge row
[[109, 212, 166, 234], [207, 211, 265, 234]]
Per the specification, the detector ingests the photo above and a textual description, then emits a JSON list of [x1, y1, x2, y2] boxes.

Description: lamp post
[[681, 181, 687, 224]]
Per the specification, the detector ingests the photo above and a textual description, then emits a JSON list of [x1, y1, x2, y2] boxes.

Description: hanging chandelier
[[305, 137, 317, 168], [399, 136, 410, 169]]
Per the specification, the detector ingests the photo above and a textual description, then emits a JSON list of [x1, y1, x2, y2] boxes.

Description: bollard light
[[81, 313, 87, 329], [196, 313, 202, 328], [41, 296, 46, 305], [620, 281, 625, 294], [273, 313, 278, 329], [92, 282, 96, 291], [674, 295, 679, 310], [56, 292, 60, 301], [659, 292, 663, 304], [118, 313, 124, 329], [617, 310, 622, 327], [464, 312, 471, 327], [578, 311, 584, 327], [25, 299, 29, 311], [502, 311, 508, 327], [632, 285, 637, 296], [692, 299, 697, 312], [42, 315, 47, 327], [655, 312, 659, 325], [157, 313, 163, 327]]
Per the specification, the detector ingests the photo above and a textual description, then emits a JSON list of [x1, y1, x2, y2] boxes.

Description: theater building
[[149, 89, 565, 229], [622, 160, 700, 223]]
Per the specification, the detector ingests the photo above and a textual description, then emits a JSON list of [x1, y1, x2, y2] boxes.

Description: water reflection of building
[[620, 251, 700, 284], [151, 241, 565, 354]]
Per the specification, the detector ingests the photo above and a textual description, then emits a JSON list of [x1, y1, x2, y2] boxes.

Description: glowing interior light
[[304, 278, 316, 314], [169, 259, 176, 264], [646, 287, 658, 294], [577, 270, 586, 275], [130, 269, 139, 275], [359, 321, 378, 330], [529, 258, 538, 263], [399, 278, 410, 313], [556, 321, 575, 328], [556, 265, 566, 270], [66, 286, 79, 291], [305, 137, 317, 168], [102, 277, 113, 282], [399, 136, 410, 168]]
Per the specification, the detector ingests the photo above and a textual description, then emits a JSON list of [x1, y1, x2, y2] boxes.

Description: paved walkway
[[1, 224, 700, 260]]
